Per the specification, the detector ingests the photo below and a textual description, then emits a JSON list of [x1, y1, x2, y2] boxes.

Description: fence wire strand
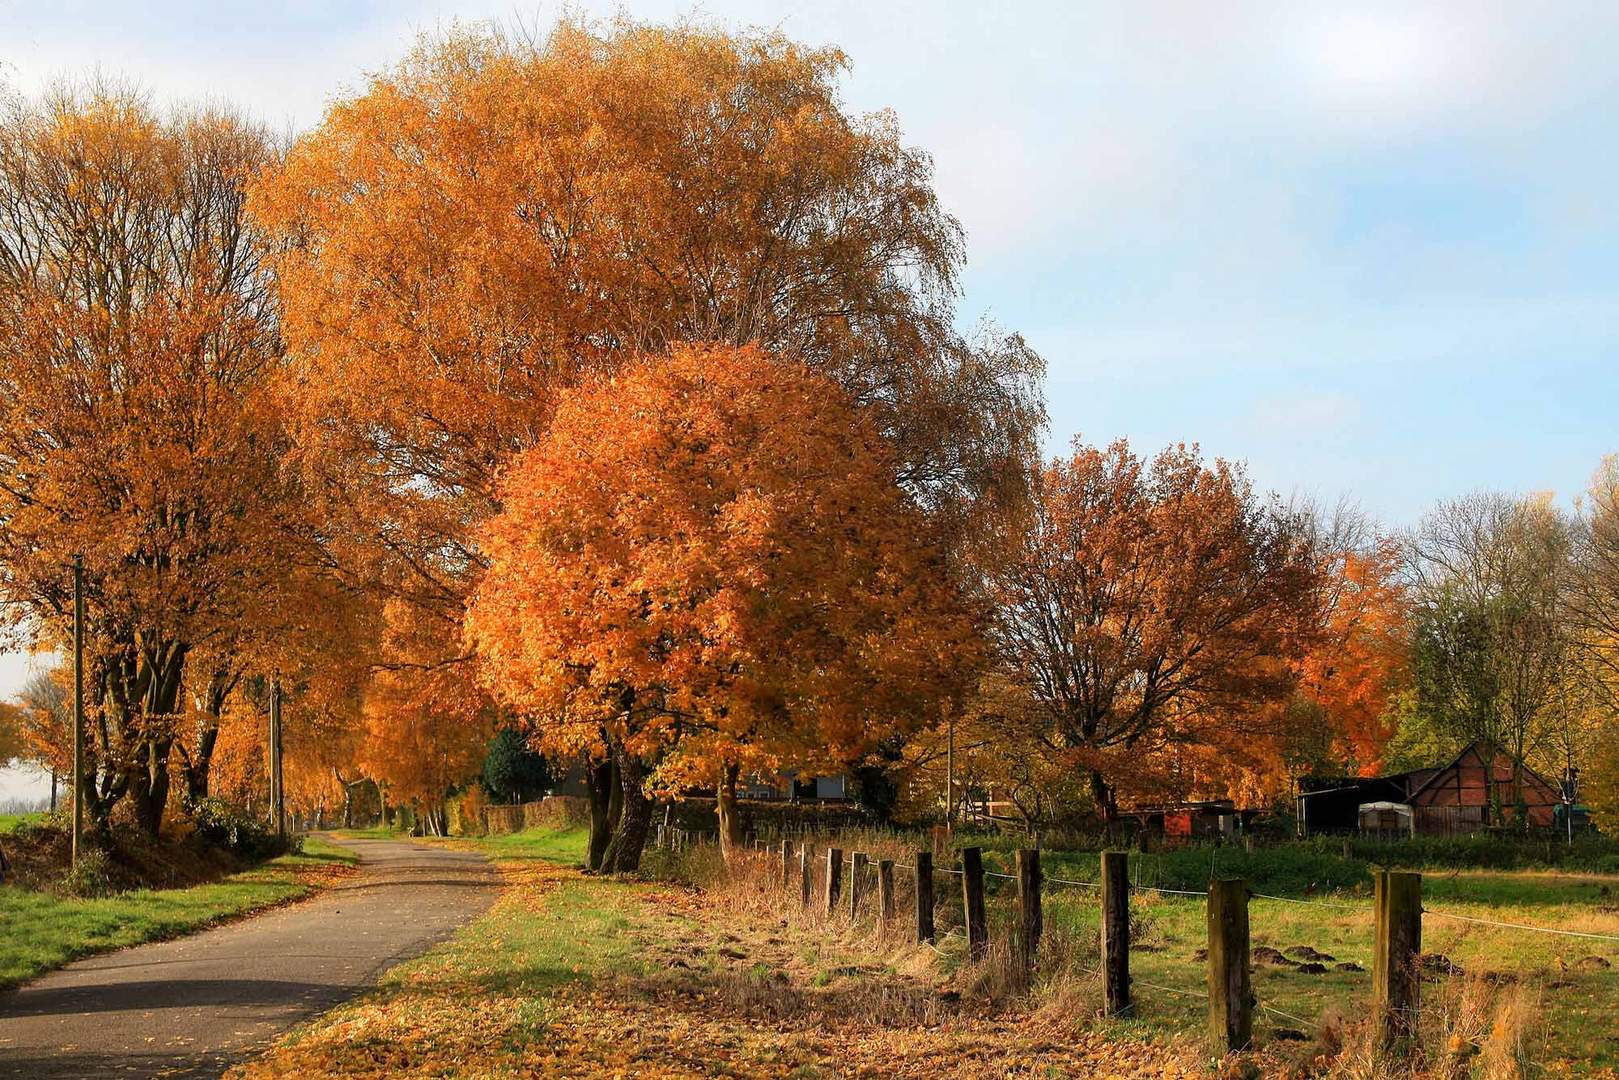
[[1422, 907, 1619, 943]]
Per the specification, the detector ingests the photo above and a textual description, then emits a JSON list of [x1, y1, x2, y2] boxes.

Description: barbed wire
[[1133, 884, 1210, 897], [1250, 891, 1366, 912], [1045, 874, 1102, 890], [1258, 1001, 1317, 1029], [1422, 907, 1619, 944]]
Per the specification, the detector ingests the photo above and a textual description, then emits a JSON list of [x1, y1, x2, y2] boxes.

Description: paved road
[[0, 836, 497, 1079]]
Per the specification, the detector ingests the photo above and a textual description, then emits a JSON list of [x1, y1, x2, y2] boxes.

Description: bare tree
[[1406, 492, 1574, 821]]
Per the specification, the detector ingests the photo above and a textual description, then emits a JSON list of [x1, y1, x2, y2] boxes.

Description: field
[[229, 826, 1619, 1078], [0, 812, 43, 834], [0, 837, 357, 989]]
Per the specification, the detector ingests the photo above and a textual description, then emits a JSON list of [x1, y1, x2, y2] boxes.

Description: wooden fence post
[[825, 847, 844, 913], [799, 843, 813, 908], [780, 839, 794, 888], [1101, 850, 1131, 1016], [1017, 848, 1042, 968], [878, 859, 895, 926], [961, 847, 987, 960], [915, 851, 935, 944], [1207, 878, 1253, 1052], [1374, 870, 1422, 1047], [850, 852, 870, 917]]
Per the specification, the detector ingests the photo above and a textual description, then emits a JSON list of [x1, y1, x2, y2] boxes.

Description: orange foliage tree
[[467, 344, 977, 866], [1294, 539, 1409, 775], [0, 85, 298, 836], [981, 440, 1321, 819], [249, 19, 1042, 824]]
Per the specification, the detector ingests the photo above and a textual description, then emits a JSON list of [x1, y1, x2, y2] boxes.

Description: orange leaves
[[1298, 541, 1410, 774], [466, 343, 975, 782]]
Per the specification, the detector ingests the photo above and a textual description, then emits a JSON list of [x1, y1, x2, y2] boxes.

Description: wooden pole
[[1017, 848, 1042, 969], [268, 678, 285, 839], [1101, 850, 1131, 1016], [1207, 878, 1253, 1052], [799, 843, 813, 908], [780, 839, 795, 888], [70, 555, 84, 869], [1374, 870, 1422, 1047], [825, 847, 844, 913], [961, 846, 987, 959], [850, 851, 869, 918], [877, 859, 895, 926], [915, 850, 935, 944], [945, 715, 955, 826]]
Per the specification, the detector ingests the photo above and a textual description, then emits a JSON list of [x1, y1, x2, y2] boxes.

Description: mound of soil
[[0, 817, 249, 894], [1284, 945, 1335, 963]]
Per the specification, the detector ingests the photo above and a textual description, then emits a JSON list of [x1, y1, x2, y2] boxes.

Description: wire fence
[[721, 829, 1619, 1065]]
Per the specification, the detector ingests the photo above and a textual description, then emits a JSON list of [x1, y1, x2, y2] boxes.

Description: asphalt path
[[0, 835, 497, 1078]]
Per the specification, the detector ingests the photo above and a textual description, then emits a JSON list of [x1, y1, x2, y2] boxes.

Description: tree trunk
[[1090, 769, 1118, 822], [602, 749, 652, 873], [129, 734, 174, 838], [586, 757, 616, 872], [717, 762, 744, 862]]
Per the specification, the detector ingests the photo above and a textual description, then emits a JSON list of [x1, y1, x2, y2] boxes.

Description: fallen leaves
[[231, 858, 1204, 1078]]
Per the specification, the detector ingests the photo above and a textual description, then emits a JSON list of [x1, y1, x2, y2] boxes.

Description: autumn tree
[[466, 344, 976, 865], [981, 439, 1320, 819], [249, 19, 1042, 821], [0, 85, 298, 836], [1285, 503, 1410, 776]]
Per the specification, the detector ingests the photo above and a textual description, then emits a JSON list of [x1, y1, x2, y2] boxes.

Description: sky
[[0, 2, 1616, 785]]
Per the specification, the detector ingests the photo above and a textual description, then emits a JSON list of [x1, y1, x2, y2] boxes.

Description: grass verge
[[0, 836, 357, 989]]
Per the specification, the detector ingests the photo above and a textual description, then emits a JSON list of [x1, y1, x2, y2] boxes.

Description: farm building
[[1298, 739, 1572, 836], [1405, 740, 1564, 832]]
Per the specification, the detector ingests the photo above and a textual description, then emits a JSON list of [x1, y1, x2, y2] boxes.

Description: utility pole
[[70, 556, 85, 869], [268, 678, 284, 840], [945, 715, 955, 829]]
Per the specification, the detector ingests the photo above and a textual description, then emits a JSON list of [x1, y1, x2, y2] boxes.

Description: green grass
[[0, 837, 357, 989], [330, 825, 404, 840], [468, 824, 590, 865], [0, 812, 44, 834]]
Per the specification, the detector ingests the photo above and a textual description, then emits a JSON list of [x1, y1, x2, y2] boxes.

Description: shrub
[[191, 797, 292, 859], [60, 846, 114, 898]]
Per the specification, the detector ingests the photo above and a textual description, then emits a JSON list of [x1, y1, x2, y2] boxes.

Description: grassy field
[[0, 837, 357, 989], [0, 811, 44, 834]]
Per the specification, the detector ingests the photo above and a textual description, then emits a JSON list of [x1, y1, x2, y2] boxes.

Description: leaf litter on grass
[[231, 858, 1204, 1079]]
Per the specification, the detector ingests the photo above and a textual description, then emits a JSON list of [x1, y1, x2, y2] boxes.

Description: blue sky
[[3, 0, 1615, 525], [0, 3, 1616, 758]]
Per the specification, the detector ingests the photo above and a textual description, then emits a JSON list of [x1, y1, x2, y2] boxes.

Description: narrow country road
[[0, 836, 498, 1079]]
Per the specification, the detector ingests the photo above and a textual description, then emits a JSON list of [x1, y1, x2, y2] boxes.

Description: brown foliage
[[980, 439, 1321, 814]]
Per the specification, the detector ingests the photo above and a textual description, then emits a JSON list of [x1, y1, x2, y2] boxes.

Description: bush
[[60, 846, 114, 898], [191, 797, 293, 859]]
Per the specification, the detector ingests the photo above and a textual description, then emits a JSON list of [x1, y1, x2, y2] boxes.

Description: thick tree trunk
[[130, 735, 175, 838], [602, 750, 652, 873], [717, 762, 744, 862], [585, 757, 616, 872]]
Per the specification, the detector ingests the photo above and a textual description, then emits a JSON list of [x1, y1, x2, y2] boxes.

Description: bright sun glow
[[1311, 13, 1435, 96]]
